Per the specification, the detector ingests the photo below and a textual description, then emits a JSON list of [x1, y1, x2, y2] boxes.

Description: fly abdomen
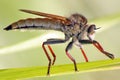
[[4, 18, 63, 31]]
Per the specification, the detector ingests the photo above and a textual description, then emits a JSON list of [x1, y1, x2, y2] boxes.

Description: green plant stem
[[0, 58, 120, 79]]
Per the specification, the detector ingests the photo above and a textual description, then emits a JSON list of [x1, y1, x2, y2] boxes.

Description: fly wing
[[20, 9, 68, 22]]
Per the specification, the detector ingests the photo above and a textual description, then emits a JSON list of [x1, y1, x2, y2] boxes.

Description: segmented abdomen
[[4, 18, 63, 31]]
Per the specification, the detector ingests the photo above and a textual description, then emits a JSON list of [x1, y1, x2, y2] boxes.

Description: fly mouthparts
[[95, 27, 101, 30]]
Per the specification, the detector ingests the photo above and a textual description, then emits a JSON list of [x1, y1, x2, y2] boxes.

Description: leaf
[[0, 58, 120, 80]]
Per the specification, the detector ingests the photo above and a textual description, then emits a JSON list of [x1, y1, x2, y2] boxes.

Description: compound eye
[[87, 24, 96, 35]]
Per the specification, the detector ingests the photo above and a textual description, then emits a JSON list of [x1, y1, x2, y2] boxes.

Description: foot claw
[[52, 62, 55, 65], [106, 53, 114, 60]]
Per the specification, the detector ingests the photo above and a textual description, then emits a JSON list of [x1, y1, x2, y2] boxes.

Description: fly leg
[[74, 40, 88, 62], [79, 40, 114, 59], [42, 43, 51, 75], [47, 45, 56, 65], [42, 37, 69, 75], [45, 39, 68, 65], [92, 40, 114, 59], [66, 41, 78, 71], [80, 48, 88, 62]]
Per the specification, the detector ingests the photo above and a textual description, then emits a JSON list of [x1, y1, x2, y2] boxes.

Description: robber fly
[[3, 9, 114, 75]]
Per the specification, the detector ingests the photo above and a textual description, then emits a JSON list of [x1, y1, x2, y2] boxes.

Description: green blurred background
[[0, 0, 120, 80]]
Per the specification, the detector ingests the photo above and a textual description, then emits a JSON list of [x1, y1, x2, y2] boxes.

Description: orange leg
[[93, 40, 114, 59], [47, 45, 56, 65], [42, 38, 68, 75], [42, 44, 51, 75], [66, 42, 78, 71], [80, 48, 88, 62]]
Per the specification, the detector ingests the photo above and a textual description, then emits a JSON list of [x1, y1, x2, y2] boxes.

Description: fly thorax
[[62, 25, 73, 37], [77, 25, 89, 40], [72, 24, 81, 34]]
